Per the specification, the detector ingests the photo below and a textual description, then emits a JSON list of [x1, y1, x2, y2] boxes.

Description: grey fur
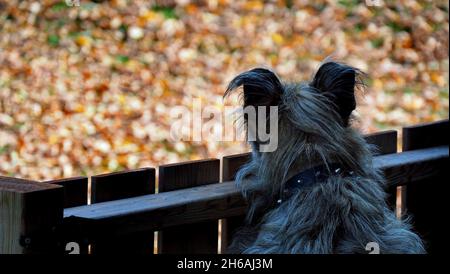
[[225, 61, 426, 254]]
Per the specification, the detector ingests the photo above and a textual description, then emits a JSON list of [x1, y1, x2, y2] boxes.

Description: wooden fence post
[[46, 176, 88, 253], [364, 130, 397, 156], [90, 168, 155, 254], [220, 152, 250, 253], [402, 119, 449, 253], [46, 176, 88, 208], [364, 130, 398, 209], [158, 159, 220, 254], [0, 176, 63, 254]]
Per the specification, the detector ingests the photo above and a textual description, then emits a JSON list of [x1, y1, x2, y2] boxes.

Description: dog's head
[[224, 61, 368, 222], [224, 60, 364, 154]]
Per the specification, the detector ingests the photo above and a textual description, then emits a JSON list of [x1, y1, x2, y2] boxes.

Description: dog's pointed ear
[[224, 68, 283, 107], [310, 61, 362, 126]]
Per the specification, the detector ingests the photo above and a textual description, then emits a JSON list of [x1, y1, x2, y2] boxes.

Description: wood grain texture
[[0, 190, 23, 254], [403, 119, 449, 151], [221, 153, 250, 253], [222, 153, 251, 182], [402, 119, 449, 254], [90, 168, 155, 254], [46, 176, 88, 208], [91, 168, 155, 203], [364, 130, 398, 208], [364, 130, 397, 156], [0, 176, 63, 254], [159, 159, 221, 191], [63, 146, 448, 246], [158, 159, 220, 254], [45, 176, 89, 253]]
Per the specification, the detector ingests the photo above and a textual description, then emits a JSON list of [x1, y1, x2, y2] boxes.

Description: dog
[[224, 60, 426, 254]]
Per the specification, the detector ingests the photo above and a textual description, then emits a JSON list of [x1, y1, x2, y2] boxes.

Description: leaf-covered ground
[[0, 0, 448, 180]]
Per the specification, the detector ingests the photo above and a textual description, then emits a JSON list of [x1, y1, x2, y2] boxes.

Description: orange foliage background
[[0, 0, 448, 180]]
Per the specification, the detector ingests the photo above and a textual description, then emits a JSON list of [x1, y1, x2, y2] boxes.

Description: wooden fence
[[0, 120, 448, 254]]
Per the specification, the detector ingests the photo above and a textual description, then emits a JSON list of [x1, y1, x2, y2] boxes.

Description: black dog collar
[[277, 163, 354, 204]]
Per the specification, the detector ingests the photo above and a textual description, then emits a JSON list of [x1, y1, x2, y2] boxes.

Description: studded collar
[[277, 163, 354, 204]]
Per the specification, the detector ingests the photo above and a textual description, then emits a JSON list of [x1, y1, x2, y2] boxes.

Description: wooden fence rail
[[0, 120, 448, 254]]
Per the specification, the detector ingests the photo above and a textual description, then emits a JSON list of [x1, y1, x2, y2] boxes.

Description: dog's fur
[[224, 61, 426, 254]]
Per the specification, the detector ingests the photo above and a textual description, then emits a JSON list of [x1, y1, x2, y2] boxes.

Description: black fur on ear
[[310, 61, 364, 127], [224, 68, 283, 107]]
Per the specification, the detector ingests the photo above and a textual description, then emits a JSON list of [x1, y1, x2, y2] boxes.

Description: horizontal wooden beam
[[375, 146, 448, 186], [63, 178, 247, 239], [63, 146, 448, 238]]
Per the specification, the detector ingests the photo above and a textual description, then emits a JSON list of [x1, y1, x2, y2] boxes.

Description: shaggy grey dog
[[224, 61, 426, 254]]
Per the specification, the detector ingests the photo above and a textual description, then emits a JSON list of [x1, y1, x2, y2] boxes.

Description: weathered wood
[[402, 119, 449, 254], [64, 180, 246, 236], [46, 176, 88, 208], [63, 146, 448, 241], [364, 130, 398, 208], [159, 159, 221, 191], [222, 153, 251, 183], [90, 168, 155, 254], [403, 120, 449, 151], [158, 159, 220, 254], [221, 152, 250, 253], [91, 168, 155, 203], [0, 176, 63, 254], [364, 130, 397, 156], [390, 139, 446, 235], [45, 176, 89, 253], [375, 146, 448, 186]]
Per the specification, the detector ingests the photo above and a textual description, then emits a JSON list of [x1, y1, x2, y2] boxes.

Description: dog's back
[[230, 168, 426, 254], [225, 61, 426, 254]]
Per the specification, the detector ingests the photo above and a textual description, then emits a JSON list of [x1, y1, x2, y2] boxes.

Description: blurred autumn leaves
[[0, 0, 448, 180]]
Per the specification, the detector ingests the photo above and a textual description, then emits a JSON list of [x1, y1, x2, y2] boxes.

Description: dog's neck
[[285, 157, 334, 181]]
